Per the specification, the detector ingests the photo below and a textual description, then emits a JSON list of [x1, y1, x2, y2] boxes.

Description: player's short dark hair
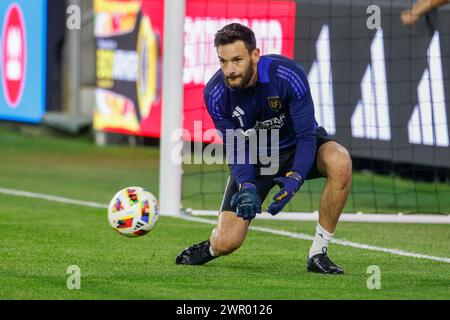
[[214, 23, 257, 54]]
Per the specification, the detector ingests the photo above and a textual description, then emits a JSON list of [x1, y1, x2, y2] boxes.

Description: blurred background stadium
[[2, 0, 448, 215], [0, 0, 449, 300]]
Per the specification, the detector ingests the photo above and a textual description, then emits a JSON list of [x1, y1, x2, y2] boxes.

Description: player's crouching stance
[[176, 23, 352, 274]]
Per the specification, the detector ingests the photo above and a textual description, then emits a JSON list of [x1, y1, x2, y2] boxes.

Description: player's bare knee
[[338, 156, 352, 190], [328, 148, 352, 190], [211, 234, 243, 255]]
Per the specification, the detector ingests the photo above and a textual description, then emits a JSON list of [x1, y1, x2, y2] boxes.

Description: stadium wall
[[294, 0, 450, 170], [2, 0, 448, 173], [91, 0, 450, 172]]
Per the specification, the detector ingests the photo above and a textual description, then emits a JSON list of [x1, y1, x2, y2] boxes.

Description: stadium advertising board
[[0, 0, 47, 123], [93, 0, 296, 138], [94, 0, 163, 137], [294, 1, 450, 168], [94, 0, 450, 169]]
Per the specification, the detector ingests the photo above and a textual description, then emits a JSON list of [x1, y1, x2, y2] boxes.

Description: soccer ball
[[107, 186, 159, 238]]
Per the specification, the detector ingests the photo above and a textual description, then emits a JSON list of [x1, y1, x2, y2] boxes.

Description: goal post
[[159, 0, 186, 216]]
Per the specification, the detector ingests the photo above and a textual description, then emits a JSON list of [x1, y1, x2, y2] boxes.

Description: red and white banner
[[94, 0, 296, 141], [2, 3, 26, 108]]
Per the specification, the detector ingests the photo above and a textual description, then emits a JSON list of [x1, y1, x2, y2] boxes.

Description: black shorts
[[220, 126, 335, 212]]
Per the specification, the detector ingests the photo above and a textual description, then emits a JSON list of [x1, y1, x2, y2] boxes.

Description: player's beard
[[225, 63, 255, 89]]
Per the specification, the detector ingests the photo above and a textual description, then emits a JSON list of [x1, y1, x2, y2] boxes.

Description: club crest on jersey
[[268, 96, 281, 111]]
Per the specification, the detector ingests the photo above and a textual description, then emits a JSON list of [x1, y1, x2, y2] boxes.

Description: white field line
[[179, 215, 450, 264], [0, 188, 108, 209], [190, 210, 450, 224], [1, 187, 449, 264]]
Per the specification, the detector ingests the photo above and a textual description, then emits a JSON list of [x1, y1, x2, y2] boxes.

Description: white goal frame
[[157, 1, 450, 223], [159, 0, 186, 216]]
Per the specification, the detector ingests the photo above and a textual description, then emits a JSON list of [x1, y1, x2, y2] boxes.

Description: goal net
[[172, 0, 450, 215]]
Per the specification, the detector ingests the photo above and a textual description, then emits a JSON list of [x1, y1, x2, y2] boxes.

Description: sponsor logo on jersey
[[253, 113, 286, 130]]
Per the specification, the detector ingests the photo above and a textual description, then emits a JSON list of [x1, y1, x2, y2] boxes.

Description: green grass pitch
[[0, 126, 449, 299]]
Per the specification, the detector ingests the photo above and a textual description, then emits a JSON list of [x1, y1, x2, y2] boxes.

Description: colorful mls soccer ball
[[108, 187, 159, 238]]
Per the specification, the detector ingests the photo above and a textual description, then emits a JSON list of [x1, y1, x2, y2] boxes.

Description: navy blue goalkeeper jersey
[[204, 54, 319, 185]]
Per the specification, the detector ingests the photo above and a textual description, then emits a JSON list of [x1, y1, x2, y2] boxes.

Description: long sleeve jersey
[[204, 54, 319, 185]]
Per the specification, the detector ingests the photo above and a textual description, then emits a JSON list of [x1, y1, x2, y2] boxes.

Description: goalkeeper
[[176, 23, 352, 274]]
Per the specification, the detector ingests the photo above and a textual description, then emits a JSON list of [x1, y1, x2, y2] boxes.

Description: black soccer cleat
[[175, 240, 217, 265], [307, 251, 344, 274]]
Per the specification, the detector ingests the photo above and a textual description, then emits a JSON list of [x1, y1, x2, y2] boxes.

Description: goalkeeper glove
[[268, 171, 304, 215], [231, 182, 261, 220]]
